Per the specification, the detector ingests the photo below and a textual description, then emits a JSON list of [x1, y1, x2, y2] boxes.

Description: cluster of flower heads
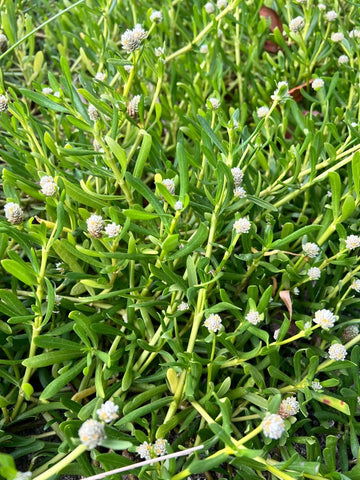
[[204, 313, 222, 333], [86, 214, 121, 239], [313, 309, 336, 330], [328, 343, 347, 361], [40, 175, 57, 197], [121, 24, 147, 54], [79, 400, 119, 450], [127, 95, 141, 117], [136, 439, 167, 460], [231, 167, 246, 198], [245, 310, 262, 326], [278, 396, 300, 419], [4, 202, 24, 225]]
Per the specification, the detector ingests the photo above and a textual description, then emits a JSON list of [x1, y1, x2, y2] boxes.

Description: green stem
[[32, 444, 87, 480]]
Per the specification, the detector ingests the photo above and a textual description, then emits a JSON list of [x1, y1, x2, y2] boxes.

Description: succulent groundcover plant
[[0, 0, 360, 479]]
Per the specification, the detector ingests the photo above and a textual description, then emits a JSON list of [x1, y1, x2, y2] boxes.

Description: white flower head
[[136, 441, 152, 460], [218, 28, 223, 38], [313, 309, 335, 330], [246, 310, 261, 325], [349, 29, 360, 39], [162, 178, 175, 195], [351, 122, 357, 128], [155, 46, 165, 57], [174, 200, 183, 211], [95, 72, 106, 81], [289, 16, 305, 32], [200, 44, 209, 54], [54, 91, 61, 98], [328, 343, 347, 361], [127, 95, 141, 118], [0, 94, 8, 111], [178, 301, 189, 311], [121, 24, 147, 53], [204, 2, 215, 13], [88, 104, 99, 121], [204, 313, 222, 333], [40, 175, 57, 196], [96, 400, 119, 423], [325, 10, 337, 21], [233, 217, 251, 234], [93, 139, 103, 152], [257, 106, 269, 118], [233, 186, 246, 198], [208, 97, 220, 110], [312, 380, 322, 391], [217, 0, 227, 9], [154, 438, 167, 456], [331, 32, 344, 42], [304, 321, 312, 330], [308, 267, 321, 280], [341, 325, 359, 342], [15, 473, 32, 480], [293, 287, 300, 296], [351, 279, 360, 292], [124, 65, 133, 73], [4, 202, 24, 225], [338, 55, 349, 65], [345, 235, 360, 250], [86, 214, 104, 238], [56, 262, 65, 274], [42, 87, 53, 95], [150, 10, 162, 23], [78, 419, 106, 449], [312, 78, 324, 91], [318, 3, 326, 10], [0, 33, 7, 49], [262, 413, 285, 439], [303, 242, 320, 258], [231, 167, 244, 186], [271, 81, 290, 102], [105, 222, 121, 238], [278, 396, 300, 418]]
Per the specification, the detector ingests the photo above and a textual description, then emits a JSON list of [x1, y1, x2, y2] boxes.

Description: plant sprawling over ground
[[0, 0, 360, 479]]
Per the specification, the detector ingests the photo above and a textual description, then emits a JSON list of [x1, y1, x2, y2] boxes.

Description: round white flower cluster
[[208, 97, 220, 110], [127, 95, 141, 117], [234, 186, 246, 198], [257, 106, 269, 118], [42, 87, 53, 95], [178, 301, 189, 311], [312, 78, 324, 91], [289, 16, 305, 32], [345, 235, 360, 250], [271, 81, 289, 102], [40, 175, 57, 196], [150, 10, 162, 23], [200, 44, 209, 54], [88, 104, 99, 121], [313, 309, 335, 330], [217, 0, 227, 9], [204, 2, 215, 13], [4, 202, 24, 225], [95, 72, 106, 81], [78, 419, 106, 450], [325, 10, 337, 21], [0, 94, 8, 111], [174, 200, 183, 211], [351, 278, 360, 292], [303, 242, 320, 258], [231, 167, 244, 187], [311, 380, 322, 391], [262, 413, 285, 439], [233, 217, 251, 234], [338, 55, 349, 65], [136, 439, 167, 460], [204, 313, 222, 333], [341, 325, 359, 342], [86, 214, 104, 238], [331, 32, 344, 42], [308, 267, 321, 280], [121, 24, 147, 53], [349, 29, 360, 39], [105, 222, 121, 238], [96, 400, 119, 423], [162, 178, 175, 195], [278, 396, 300, 418], [155, 46, 165, 57], [246, 310, 261, 325], [328, 343, 347, 361]]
